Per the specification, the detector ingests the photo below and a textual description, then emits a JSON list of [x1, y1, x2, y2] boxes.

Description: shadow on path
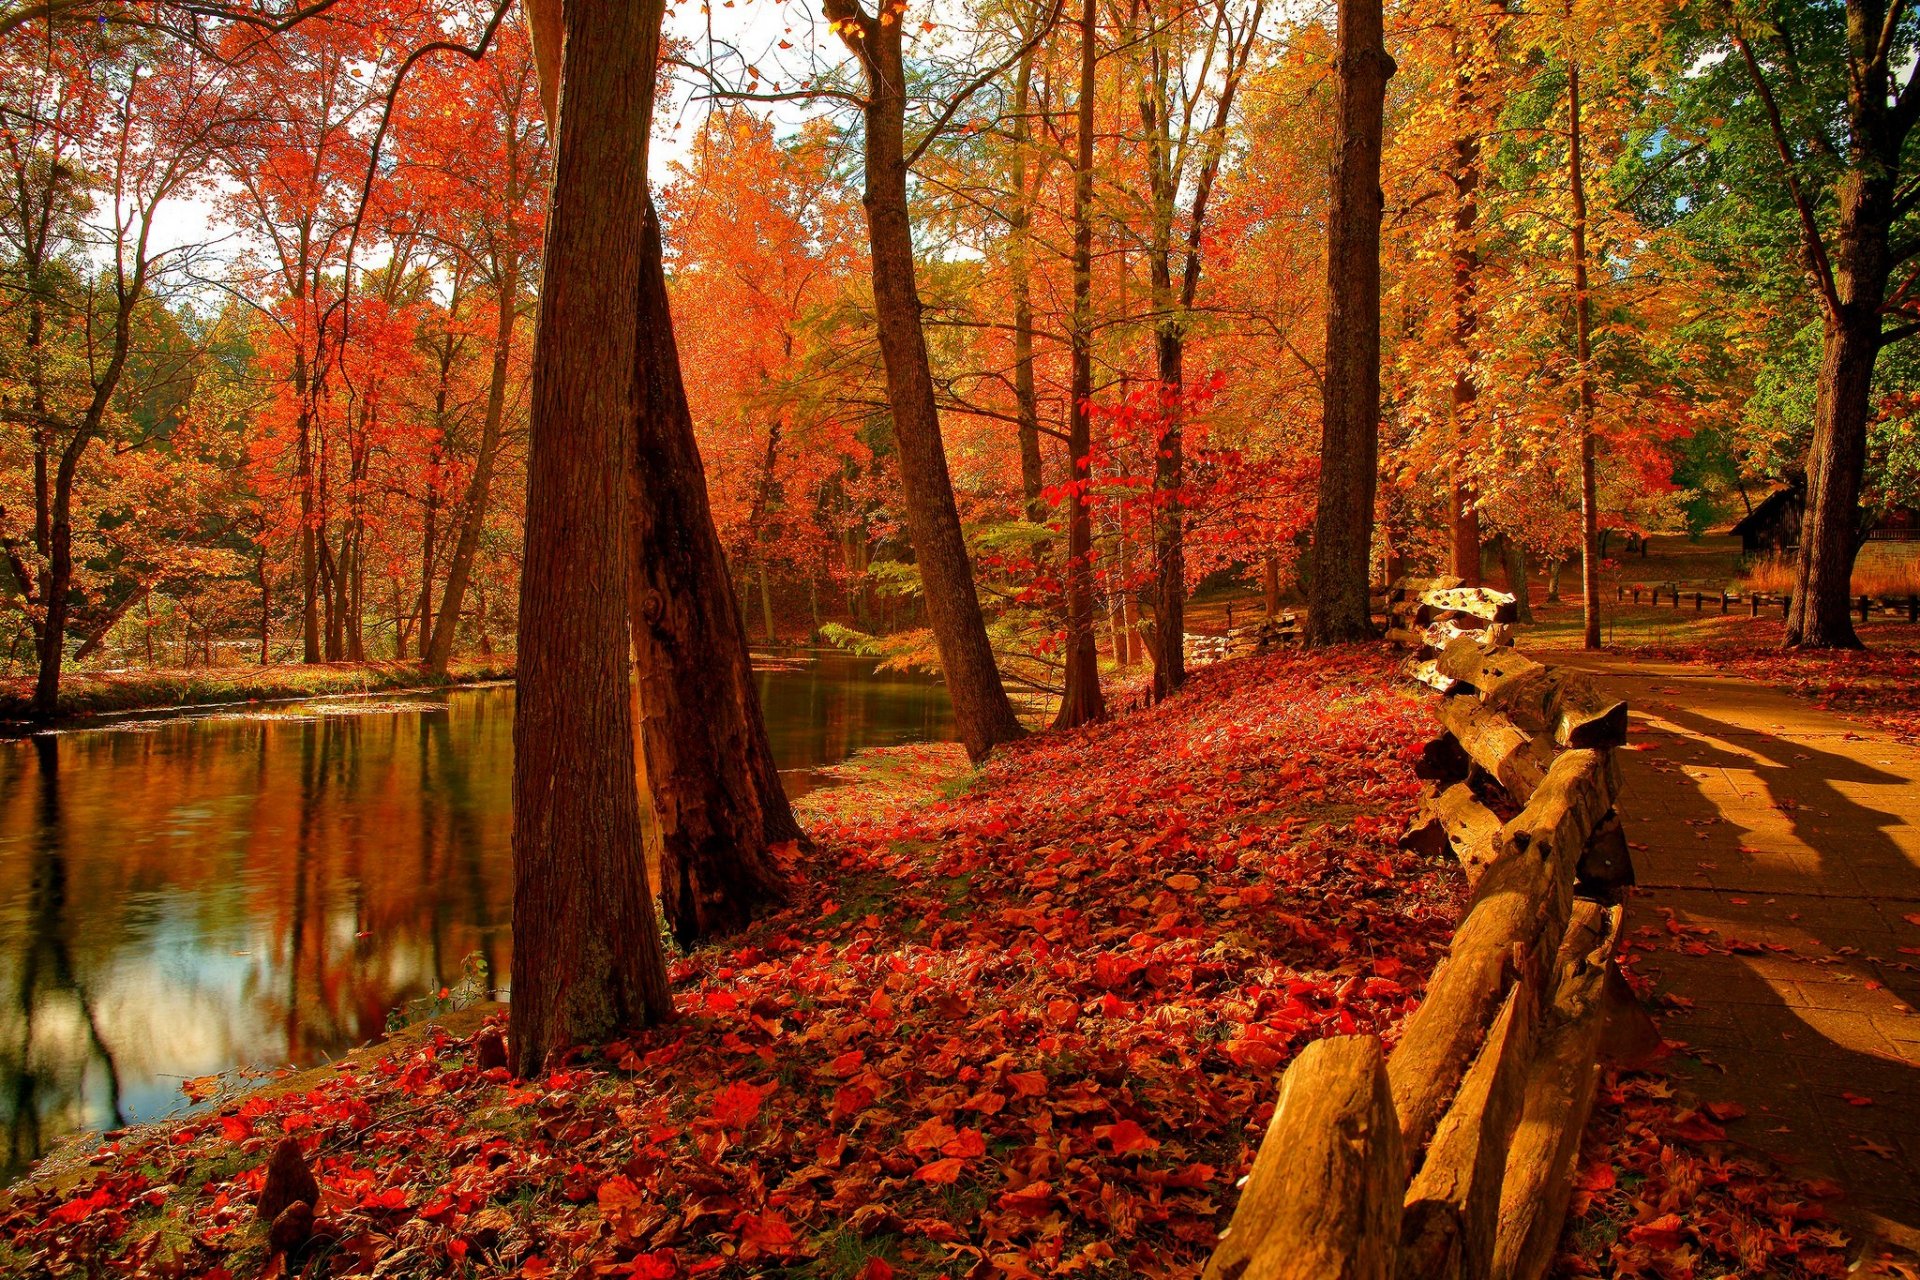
[[1560, 655, 1920, 1262]]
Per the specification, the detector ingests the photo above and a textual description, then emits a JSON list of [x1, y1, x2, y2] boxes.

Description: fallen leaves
[[0, 651, 1470, 1278]]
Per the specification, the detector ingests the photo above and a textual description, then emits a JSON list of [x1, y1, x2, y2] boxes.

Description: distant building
[[1732, 487, 1920, 554], [1731, 489, 1802, 555]]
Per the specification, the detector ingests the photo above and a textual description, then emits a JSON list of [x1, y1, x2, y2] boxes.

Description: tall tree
[[1125, 0, 1263, 697], [1054, 0, 1105, 729], [508, 0, 673, 1074], [1721, 3, 1920, 648], [823, 0, 1030, 762], [526, 0, 801, 944], [1303, 0, 1394, 644], [0, 22, 233, 714]]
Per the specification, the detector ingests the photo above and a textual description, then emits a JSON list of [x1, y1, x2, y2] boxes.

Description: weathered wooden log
[[1384, 627, 1426, 648], [1400, 782, 1502, 885], [1408, 660, 1457, 694], [1388, 749, 1616, 1157], [1204, 1036, 1405, 1280], [1490, 902, 1623, 1280], [1393, 575, 1465, 598], [1433, 639, 1628, 748], [1439, 697, 1546, 803], [1398, 982, 1536, 1280], [1573, 809, 1633, 902], [1418, 586, 1519, 624]]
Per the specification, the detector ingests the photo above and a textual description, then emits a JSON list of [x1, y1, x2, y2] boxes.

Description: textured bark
[[525, 0, 799, 947], [630, 203, 798, 940], [824, 0, 1027, 761], [1304, 0, 1393, 645], [509, 0, 674, 1075], [1054, 0, 1106, 731], [1201, 1036, 1403, 1280], [1791, 304, 1876, 648]]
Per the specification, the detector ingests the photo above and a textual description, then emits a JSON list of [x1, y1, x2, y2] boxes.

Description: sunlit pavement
[[1558, 652, 1920, 1264]]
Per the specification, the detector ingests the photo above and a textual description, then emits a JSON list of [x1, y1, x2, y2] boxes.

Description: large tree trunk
[[1303, 0, 1393, 645], [1569, 64, 1601, 651], [628, 202, 797, 941], [509, 0, 673, 1076], [1790, 304, 1877, 647], [1055, 0, 1106, 731], [523, 0, 801, 945], [426, 255, 520, 675], [826, 0, 1027, 762]]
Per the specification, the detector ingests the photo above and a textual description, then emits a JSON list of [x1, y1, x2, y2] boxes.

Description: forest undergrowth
[[0, 650, 1863, 1278]]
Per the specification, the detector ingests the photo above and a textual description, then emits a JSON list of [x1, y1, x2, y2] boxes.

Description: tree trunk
[[1500, 536, 1533, 623], [1055, 0, 1106, 731], [1569, 64, 1601, 651], [1790, 305, 1877, 647], [1448, 44, 1483, 586], [509, 0, 674, 1075], [1304, 0, 1393, 645], [1010, 48, 1047, 522], [627, 202, 798, 941], [426, 262, 519, 674], [826, 0, 1027, 762]]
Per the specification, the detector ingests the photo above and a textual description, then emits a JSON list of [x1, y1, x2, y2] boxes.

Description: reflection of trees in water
[[3, 736, 125, 1180]]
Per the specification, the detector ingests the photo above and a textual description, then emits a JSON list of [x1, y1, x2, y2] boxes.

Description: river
[[0, 651, 952, 1182]]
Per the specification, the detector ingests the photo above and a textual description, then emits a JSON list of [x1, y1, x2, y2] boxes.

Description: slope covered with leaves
[[0, 649, 1463, 1279]]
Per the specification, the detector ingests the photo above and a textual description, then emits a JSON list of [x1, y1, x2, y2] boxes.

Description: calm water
[[0, 652, 952, 1181]]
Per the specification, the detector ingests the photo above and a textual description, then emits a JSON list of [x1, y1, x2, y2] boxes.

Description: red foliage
[[0, 650, 1460, 1277]]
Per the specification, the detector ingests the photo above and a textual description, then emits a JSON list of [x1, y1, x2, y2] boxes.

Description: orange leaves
[[703, 1080, 770, 1131], [1093, 1119, 1158, 1156], [912, 1157, 965, 1184], [905, 1117, 987, 1159]]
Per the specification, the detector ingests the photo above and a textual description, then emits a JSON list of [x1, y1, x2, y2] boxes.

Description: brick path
[[1555, 652, 1920, 1264]]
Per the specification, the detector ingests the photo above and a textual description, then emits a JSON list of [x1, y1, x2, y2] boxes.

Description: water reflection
[[0, 652, 951, 1181]]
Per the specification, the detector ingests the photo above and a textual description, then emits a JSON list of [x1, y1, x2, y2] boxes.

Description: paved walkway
[[1556, 652, 1920, 1263]]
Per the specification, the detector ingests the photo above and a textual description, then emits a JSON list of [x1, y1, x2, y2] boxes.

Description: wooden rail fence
[[1203, 578, 1654, 1280], [1617, 582, 1920, 623]]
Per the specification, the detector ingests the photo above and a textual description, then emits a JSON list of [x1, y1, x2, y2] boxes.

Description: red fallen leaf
[[997, 1181, 1055, 1216], [735, 1210, 796, 1257], [1575, 1163, 1616, 1192], [1703, 1100, 1746, 1122], [598, 1176, 647, 1216], [857, 1261, 895, 1280], [1006, 1072, 1048, 1098], [942, 1127, 987, 1158], [360, 1187, 410, 1212], [418, 1193, 456, 1222], [706, 1080, 771, 1130], [1095, 1119, 1158, 1154], [1226, 1038, 1283, 1071], [1669, 1110, 1726, 1143], [627, 1252, 678, 1279], [904, 1117, 957, 1154], [48, 1190, 113, 1225], [1843, 1091, 1875, 1106], [220, 1114, 254, 1142], [914, 1157, 965, 1184], [1626, 1212, 1687, 1249]]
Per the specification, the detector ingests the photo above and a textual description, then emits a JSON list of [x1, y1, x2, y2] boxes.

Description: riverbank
[[0, 648, 1861, 1278], [0, 658, 517, 726]]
